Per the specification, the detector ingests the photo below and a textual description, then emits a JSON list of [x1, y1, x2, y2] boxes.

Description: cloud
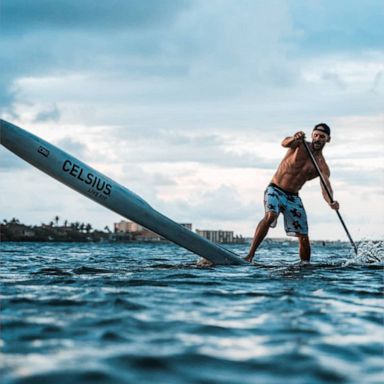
[[2, 0, 383, 113], [370, 70, 383, 94], [289, 0, 384, 53], [34, 104, 60, 122], [0, 0, 300, 116], [0, 147, 29, 170], [55, 137, 87, 158], [1, 0, 190, 33], [113, 131, 278, 169], [0, 0, 191, 108], [154, 184, 259, 227], [332, 168, 384, 188], [1, 1, 383, 240]]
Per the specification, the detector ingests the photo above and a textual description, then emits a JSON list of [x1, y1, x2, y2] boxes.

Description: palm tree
[[85, 223, 92, 233], [80, 223, 85, 233], [54, 216, 59, 227], [64, 220, 68, 228]]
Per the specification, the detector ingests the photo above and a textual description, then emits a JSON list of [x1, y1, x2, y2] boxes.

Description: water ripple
[[1, 241, 383, 384]]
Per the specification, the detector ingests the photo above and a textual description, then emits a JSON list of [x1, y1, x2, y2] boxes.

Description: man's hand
[[330, 200, 339, 210], [293, 131, 305, 143], [281, 131, 306, 148]]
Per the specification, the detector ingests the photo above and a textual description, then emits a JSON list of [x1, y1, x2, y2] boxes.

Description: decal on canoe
[[37, 146, 50, 157], [62, 159, 112, 199]]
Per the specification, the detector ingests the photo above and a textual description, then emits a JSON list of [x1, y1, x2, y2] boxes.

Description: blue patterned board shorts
[[264, 183, 308, 236]]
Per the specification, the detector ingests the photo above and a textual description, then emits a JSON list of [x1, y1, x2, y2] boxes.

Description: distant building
[[134, 228, 162, 242], [114, 220, 143, 233], [2, 222, 36, 239], [196, 229, 234, 244], [113, 231, 133, 242], [264, 237, 294, 245], [113, 220, 244, 243], [113, 220, 193, 242], [113, 220, 162, 242]]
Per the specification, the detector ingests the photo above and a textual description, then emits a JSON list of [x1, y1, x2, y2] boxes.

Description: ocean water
[[1, 241, 383, 384]]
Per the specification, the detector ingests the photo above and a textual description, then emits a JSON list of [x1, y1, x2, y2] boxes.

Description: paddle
[[302, 139, 358, 255]]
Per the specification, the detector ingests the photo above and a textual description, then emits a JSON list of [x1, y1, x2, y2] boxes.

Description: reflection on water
[[1, 241, 383, 384]]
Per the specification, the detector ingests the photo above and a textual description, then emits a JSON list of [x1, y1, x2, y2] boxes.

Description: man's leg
[[245, 212, 277, 262], [298, 234, 311, 262]]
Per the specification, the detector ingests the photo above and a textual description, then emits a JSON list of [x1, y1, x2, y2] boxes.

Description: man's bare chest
[[285, 151, 325, 180]]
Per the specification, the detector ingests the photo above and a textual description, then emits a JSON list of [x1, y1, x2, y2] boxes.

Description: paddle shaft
[[302, 140, 358, 254]]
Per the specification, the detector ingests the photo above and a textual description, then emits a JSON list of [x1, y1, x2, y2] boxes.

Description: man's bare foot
[[244, 255, 253, 263]]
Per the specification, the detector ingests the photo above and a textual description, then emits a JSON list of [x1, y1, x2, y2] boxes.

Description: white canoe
[[0, 119, 247, 265]]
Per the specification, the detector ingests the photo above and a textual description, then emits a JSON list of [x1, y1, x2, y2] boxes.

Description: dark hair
[[313, 123, 331, 136]]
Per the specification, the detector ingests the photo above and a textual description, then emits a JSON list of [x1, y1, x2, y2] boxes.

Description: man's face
[[311, 130, 329, 150]]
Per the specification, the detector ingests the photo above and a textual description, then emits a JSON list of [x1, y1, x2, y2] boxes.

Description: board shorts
[[264, 183, 308, 237]]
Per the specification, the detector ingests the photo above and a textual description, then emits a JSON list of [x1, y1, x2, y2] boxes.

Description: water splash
[[349, 240, 384, 264]]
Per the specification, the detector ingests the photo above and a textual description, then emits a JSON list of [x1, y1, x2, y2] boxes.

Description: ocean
[[1, 241, 383, 384]]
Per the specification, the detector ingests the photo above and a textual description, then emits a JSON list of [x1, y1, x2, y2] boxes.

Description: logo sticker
[[38, 146, 50, 157]]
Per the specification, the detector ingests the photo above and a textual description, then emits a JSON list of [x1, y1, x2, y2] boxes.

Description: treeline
[[1, 217, 111, 242]]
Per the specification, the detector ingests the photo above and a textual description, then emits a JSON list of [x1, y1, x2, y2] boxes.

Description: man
[[245, 123, 339, 263]]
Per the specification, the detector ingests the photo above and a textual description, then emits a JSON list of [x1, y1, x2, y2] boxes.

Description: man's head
[[312, 123, 331, 151]]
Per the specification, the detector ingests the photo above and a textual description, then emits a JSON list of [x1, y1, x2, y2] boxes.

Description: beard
[[312, 141, 325, 150]]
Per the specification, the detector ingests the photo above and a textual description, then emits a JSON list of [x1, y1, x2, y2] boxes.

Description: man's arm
[[281, 131, 305, 148], [320, 169, 339, 210]]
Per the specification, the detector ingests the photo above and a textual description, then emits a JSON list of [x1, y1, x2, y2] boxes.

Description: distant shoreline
[[0, 238, 351, 246], [3, 219, 377, 245], [1, 219, 110, 243]]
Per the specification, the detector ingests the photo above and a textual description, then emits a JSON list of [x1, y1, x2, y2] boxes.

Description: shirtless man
[[245, 123, 339, 263]]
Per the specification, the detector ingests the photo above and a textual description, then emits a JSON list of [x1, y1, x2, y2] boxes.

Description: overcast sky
[[1, 0, 383, 240]]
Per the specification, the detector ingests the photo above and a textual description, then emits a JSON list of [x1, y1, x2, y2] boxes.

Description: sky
[[1, 0, 383, 240]]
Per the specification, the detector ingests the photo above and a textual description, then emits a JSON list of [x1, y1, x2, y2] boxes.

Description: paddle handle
[[302, 140, 358, 255]]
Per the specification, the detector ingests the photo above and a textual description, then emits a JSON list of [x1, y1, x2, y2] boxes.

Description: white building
[[196, 229, 234, 244], [115, 220, 192, 234], [114, 220, 143, 233]]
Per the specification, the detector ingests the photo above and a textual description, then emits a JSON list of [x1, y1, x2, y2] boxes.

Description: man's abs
[[271, 146, 318, 193]]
